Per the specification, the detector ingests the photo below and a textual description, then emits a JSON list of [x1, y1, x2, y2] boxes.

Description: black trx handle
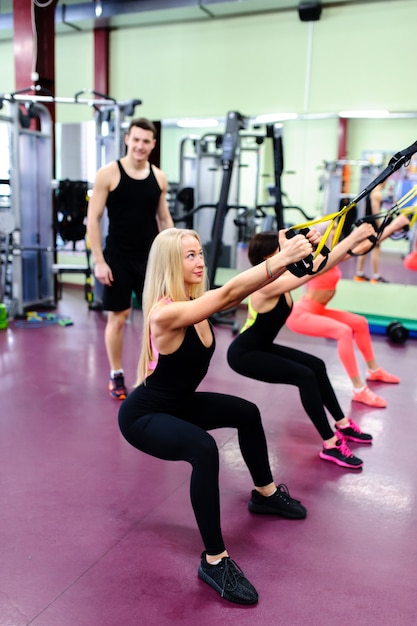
[[346, 223, 379, 257], [349, 208, 398, 256], [285, 228, 330, 277]]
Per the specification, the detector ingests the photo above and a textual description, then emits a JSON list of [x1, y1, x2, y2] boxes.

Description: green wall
[[108, 0, 417, 118], [55, 31, 94, 123], [0, 39, 15, 92], [310, 2, 417, 112], [1, 0, 417, 212], [2, 1, 414, 118]]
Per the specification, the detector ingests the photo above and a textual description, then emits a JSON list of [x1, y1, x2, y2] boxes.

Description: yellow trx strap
[[400, 204, 417, 228], [286, 199, 356, 257], [287, 183, 417, 254]]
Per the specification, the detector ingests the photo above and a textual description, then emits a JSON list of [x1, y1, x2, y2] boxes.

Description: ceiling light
[[255, 113, 298, 123], [95, 0, 103, 18], [177, 118, 220, 128], [339, 109, 390, 119]]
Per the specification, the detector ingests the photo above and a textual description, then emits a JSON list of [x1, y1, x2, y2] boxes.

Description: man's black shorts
[[102, 250, 147, 312]]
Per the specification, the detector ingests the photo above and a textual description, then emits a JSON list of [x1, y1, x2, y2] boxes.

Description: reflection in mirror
[[161, 116, 417, 287]]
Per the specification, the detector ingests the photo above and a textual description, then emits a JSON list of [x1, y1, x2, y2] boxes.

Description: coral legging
[[286, 295, 375, 379]]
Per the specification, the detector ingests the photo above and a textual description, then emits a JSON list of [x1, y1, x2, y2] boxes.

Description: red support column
[[94, 27, 110, 96], [13, 0, 58, 123], [338, 116, 348, 160], [13, 0, 58, 299], [13, 0, 34, 92], [338, 116, 350, 194]]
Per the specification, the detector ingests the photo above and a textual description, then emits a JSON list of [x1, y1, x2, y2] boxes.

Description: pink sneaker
[[366, 367, 400, 384], [319, 438, 363, 468], [352, 386, 387, 408], [336, 418, 373, 443]]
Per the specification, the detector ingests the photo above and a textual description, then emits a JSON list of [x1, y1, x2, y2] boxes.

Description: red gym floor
[[1, 270, 416, 625]]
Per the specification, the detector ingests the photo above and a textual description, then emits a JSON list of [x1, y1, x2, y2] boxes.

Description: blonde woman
[[118, 227, 313, 605]]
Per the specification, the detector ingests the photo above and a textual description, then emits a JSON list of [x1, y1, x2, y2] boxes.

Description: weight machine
[[255, 123, 313, 232], [0, 90, 142, 316], [174, 130, 241, 270], [174, 112, 265, 284], [172, 115, 320, 331], [0, 96, 55, 316], [266, 123, 285, 231], [170, 111, 258, 330], [205, 111, 248, 289], [321, 158, 380, 217]]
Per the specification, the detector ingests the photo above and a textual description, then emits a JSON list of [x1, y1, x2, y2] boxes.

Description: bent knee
[[334, 325, 355, 342], [190, 432, 219, 471], [194, 431, 219, 457], [354, 316, 370, 332], [107, 310, 130, 329]]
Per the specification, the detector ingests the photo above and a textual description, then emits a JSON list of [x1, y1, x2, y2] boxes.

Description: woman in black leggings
[[227, 223, 378, 470], [118, 227, 313, 605]]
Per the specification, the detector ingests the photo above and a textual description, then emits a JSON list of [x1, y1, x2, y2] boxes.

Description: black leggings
[[119, 390, 273, 556], [227, 342, 344, 441]]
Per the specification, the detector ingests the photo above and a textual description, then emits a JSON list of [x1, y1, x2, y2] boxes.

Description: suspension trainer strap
[[284, 140, 417, 273]]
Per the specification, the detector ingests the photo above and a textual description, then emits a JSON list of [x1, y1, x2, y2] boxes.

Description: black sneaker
[[336, 418, 373, 444], [248, 484, 307, 519], [198, 552, 258, 605], [319, 438, 363, 468], [108, 373, 127, 400]]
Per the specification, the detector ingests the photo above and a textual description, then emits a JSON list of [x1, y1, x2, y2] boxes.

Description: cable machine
[[266, 123, 285, 231], [321, 158, 375, 216], [174, 131, 240, 268], [206, 111, 247, 288], [173, 113, 264, 277], [0, 96, 54, 316]]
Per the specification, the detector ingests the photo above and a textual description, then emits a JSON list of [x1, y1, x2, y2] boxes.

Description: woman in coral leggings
[[286, 214, 409, 407]]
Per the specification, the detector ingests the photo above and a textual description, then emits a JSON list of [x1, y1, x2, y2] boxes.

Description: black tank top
[[105, 160, 161, 260], [230, 295, 292, 352], [119, 324, 216, 424]]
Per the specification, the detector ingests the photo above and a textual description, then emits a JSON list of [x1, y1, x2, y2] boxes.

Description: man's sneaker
[[248, 484, 307, 519], [108, 373, 127, 400], [336, 418, 373, 444], [319, 438, 363, 469], [370, 276, 389, 283], [198, 552, 258, 605], [366, 367, 400, 384], [354, 274, 370, 282], [352, 386, 387, 408]]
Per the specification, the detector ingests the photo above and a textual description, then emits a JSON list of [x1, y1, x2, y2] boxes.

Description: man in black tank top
[[87, 118, 174, 400]]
